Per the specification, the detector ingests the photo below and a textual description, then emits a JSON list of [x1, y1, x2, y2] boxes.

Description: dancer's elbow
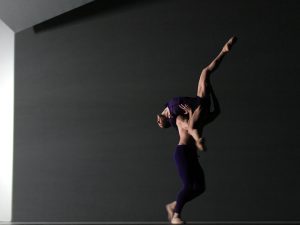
[[187, 126, 196, 135]]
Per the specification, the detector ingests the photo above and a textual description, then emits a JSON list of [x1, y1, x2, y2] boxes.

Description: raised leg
[[186, 36, 237, 150], [197, 35, 237, 98]]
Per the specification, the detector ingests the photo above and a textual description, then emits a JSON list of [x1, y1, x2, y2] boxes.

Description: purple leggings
[[173, 144, 206, 214]]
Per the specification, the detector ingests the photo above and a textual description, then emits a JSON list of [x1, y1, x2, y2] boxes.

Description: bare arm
[[177, 108, 206, 151], [187, 106, 194, 129], [178, 104, 199, 130]]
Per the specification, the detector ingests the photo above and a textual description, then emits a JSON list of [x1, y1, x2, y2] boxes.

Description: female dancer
[[157, 36, 237, 224]]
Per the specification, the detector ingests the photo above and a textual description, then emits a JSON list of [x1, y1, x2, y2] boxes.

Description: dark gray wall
[[13, 0, 300, 222], [0, 0, 94, 32]]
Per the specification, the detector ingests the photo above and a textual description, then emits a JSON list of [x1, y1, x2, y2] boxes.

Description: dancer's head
[[156, 114, 171, 128]]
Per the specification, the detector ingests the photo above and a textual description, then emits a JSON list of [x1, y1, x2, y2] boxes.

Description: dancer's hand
[[179, 104, 192, 114]]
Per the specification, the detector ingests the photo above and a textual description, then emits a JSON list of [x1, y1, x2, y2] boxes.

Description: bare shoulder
[[176, 115, 185, 122]]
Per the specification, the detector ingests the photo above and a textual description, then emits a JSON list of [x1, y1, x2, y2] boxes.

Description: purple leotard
[[165, 96, 207, 128]]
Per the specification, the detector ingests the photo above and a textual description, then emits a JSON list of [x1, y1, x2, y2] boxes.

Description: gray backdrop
[[13, 0, 300, 222]]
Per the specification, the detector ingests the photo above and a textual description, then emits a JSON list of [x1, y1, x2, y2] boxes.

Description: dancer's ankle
[[173, 212, 180, 218]]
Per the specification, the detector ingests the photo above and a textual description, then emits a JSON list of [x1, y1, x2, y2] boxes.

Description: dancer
[[165, 84, 220, 225], [157, 36, 237, 151], [157, 36, 237, 224]]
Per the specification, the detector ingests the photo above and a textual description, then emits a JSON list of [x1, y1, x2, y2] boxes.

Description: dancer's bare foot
[[222, 36, 237, 53], [171, 213, 185, 224], [166, 201, 176, 222]]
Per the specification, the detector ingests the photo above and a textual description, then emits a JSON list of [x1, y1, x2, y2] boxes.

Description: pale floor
[[1, 222, 300, 225]]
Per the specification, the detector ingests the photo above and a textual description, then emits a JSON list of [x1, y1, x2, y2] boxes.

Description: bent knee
[[182, 184, 194, 192], [194, 185, 206, 196]]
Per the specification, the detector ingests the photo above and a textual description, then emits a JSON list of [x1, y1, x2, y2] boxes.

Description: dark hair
[[159, 115, 171, 128]]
